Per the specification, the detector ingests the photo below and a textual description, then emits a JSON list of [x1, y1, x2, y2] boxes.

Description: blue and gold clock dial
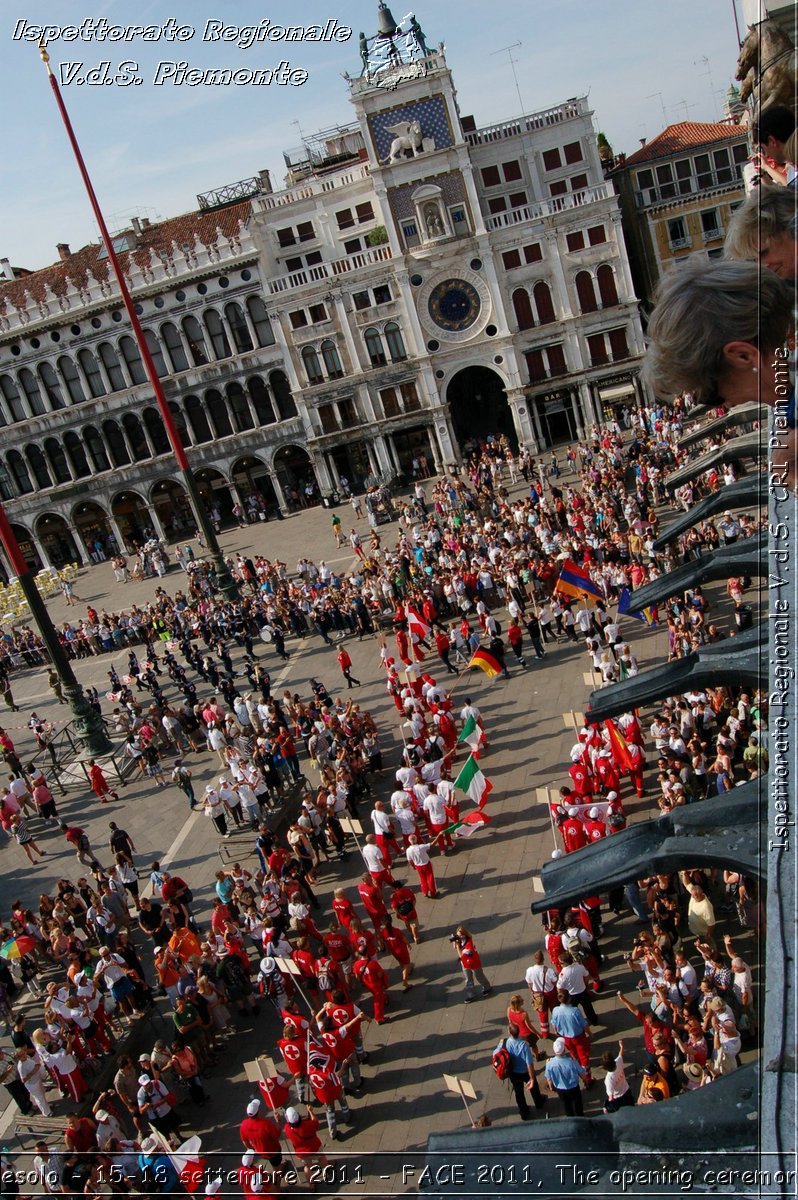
[[427, 278, 481, 332]]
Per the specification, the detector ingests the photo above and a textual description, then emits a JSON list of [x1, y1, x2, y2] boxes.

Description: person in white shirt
[[405, 835, 438, 898], [601, 1040, 634, 1111], [361, 835, 391, 884], [525, 950, 558, 1038]]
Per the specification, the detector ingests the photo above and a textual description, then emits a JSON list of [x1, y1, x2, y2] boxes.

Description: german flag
[[468, 648, 502, 677]]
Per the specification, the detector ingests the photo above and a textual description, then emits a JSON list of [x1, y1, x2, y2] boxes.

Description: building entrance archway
[[9, 524, 42, 572], [73, 502, 115, 560], [195, 468, 235, 529], [112, 491, 154, 550], [35, 514, 80, 568], [446, 365, 517, 453], [231, 456, 279, 518], [151, 480, 193, 541], [273, 445, 319, 511]]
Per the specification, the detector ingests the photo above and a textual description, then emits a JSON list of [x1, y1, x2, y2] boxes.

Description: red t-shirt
[[277, 1035, 307, 1077], [358, 882, 387, 918], [323, 930, 352, 963], [239, 1114, 281, 1156], [390, 886, 417, 921], [284, 1114, 321, 1156], [353, 957, 387, 993], [332, 897, 355, 929], [382, 926, 410, 965]]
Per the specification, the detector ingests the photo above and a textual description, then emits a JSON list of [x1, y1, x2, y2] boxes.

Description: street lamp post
[[39, 44, 239, 601], [0, 507, 111, 755]]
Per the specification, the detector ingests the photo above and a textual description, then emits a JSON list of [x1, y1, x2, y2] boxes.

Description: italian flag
[[442, 810, 492, 839], [454, 754, 492, 808], [458, 714, 486, 757]]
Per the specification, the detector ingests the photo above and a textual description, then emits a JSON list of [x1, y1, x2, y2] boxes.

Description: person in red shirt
[[290, 937, 320, 999], [381, 918, 413, 990], [568, 760, 594, 798], [316, 1008, 365, 1095], [357, 874, 387, 934], [595, 753, 621, 797], [545, 918, 565, 974], [314, 954, 341, 1000], [239, 1097, 283, 1167], [561, 809, 588, 853], [277, 1024, 312, 1102], [348, 916, 380, 957], [336, 648, 360, 689], [88, 759, 118, 804], [434, 629, 457, 675], [388, 878, 423, 944], [306, 1045, 350, 1139], [352, 949, 389, 1024], [283, 1107, 327, 1181], [238, 1153, 278, 1200], [625, 741, 646, 797], [324, 990, 369, 1063], [323, 922, 354, 988], [331, 888, 356, 932], [275, 730, 301, 780], [583, 808, 607, 843]]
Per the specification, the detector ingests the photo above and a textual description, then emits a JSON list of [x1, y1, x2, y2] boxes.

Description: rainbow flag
[[468, 648, 501, 677], [554, 560, 605, 606]]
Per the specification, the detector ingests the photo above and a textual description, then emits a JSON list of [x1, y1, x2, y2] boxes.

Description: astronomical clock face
[[427, 278, 481, 332], [417, 268, 492, 344]]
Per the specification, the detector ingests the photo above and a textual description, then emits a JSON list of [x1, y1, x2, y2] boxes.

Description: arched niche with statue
[[411, 184, 450, 244]]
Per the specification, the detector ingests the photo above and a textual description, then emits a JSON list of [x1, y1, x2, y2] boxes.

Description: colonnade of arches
[[4, 446, 320, 572], [0, 371, 296, 501], [0, 294, 275, 426]]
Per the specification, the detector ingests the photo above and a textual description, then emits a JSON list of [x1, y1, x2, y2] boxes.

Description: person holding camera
[[451, 926, 492, 1002]]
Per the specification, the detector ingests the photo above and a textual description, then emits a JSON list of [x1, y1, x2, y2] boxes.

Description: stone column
[[372, 435, 394, 476], [529, 395, 545, 447], [506, 388, 539, 452], [67, 526, 90, 566]]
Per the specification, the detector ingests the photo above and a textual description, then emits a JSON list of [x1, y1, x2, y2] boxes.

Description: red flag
[[407, 607, 431, 640], [605, 719, 635, 773]]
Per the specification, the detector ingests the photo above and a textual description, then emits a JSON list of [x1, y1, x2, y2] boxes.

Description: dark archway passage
[[446, 365, 517, 453]]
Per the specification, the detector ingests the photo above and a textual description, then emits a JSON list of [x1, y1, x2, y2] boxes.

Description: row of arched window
[[0, 371, 296, 500], [0, 296, 275, 425], [300, 323, 407, 385], [511, 266, 619, 331]]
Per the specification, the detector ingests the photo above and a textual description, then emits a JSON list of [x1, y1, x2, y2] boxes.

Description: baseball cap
[[285, 1106, 300, 1125], [246, 1099, 261, 1116], [95, 1110, 110, 1122], [242, 1152, 256, 1166], [552, 1038, 567, 1055], [138, 1074, 152, 1086], [588, 806, 599, 819]]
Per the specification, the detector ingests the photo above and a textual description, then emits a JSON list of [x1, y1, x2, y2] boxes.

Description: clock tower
[[346, 5, 534, 455]]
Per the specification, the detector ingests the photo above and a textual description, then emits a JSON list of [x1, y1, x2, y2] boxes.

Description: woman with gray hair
[[724, 186, 797, 279], [642, 258, 792, 411]]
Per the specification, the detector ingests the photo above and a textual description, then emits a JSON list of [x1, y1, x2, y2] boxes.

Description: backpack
[[396, 897, 414, 917], [492, 1040, 511, 1081], [563, 931, 588, 962]]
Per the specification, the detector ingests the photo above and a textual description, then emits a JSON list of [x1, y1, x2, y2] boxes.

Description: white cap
[[246, 1099, 261, 1116], [285, 1106, 300, 1125], [138, 1074, 152, 1086], [606, 791, 618, 801], [206, 1182, 223, 1196], [242, 1152, 256, 1166], [95, 1109, 110, 1122], [569, 748, 583, 762], [588, 806, 599, 819], [567, 806, 580, 817], [140, 1136, 160, 1154], [551, 848, 564, 860], [553, 1038, 567, 1055]]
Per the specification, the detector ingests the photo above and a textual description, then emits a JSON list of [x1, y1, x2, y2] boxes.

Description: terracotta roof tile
[[0, 200, 252, 318], [620, 121, 747, 167]]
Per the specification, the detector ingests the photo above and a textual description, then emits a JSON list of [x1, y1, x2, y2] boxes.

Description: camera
[[449, 933, 461, 945]]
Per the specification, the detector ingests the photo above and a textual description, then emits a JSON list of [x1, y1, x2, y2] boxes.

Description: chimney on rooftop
[[0, 258, 14, 281], [639, 138, 647, 147], [130, 217, 142, 235], [56, 243, 71, 261], [141, 218, 151, 228], [258, 169, 273, 194]]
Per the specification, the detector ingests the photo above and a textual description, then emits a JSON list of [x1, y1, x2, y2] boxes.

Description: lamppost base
[[63, 683, 112, 756]]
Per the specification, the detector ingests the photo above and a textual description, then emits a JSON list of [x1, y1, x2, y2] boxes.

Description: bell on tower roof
[[376, 2, 398, 38]]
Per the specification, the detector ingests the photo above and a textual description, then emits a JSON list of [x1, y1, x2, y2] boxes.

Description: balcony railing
[[701, 225, 724, 242], [465, 99, 586, 146], [267, 244, 393, 294], [668, 237, 691, 250], [634, 168, 743, 208], [484, 184, 613, 231]]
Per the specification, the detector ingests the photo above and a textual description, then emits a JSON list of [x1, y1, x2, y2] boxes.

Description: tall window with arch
[[302, 346, 324, 386], [227, 383, 255, 433], [25, 445, 53, 490], [80, 427, 109, 474], [77, 349, 107, 398], [384, 323, 406, 363], [38, 364, 65, 409], [119, 337, 147, 385], [512, 288, 535, 331], [248, 377, 276, 426], [321, 340, 344, 379], [364, 327, 386, 368], [97, 343, 126, 391], [225, 302, 254, 353], [160, 323, 190, 374], [269, 370, 297, 420], [204, 310, 232, 360], [575, 270, 598, 314], [57, 357, 87, 404], [143, 330, 168, 377], [102, 420, 131, 468], [44, 437, 72, 484], [0, 376, 25, 421], [533, 281, 556, 325], [18, 369, 47, 416], [182, 316, 208, 366], [596, 264, 619, 308], [246, 296, 275, 348], [7, 450, 34, 494]]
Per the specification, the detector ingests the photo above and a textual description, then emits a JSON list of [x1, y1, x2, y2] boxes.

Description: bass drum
[[259, 627, 274, 643]]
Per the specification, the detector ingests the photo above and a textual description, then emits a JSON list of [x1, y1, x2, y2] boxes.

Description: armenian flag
[[618, 587, 657, 626], [454, 755, 493, 807], [554, 560, 605, 606], [458, 713, 486, 756], [468, 648, 501, 677]]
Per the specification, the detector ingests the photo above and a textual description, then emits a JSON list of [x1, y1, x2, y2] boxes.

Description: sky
[[3, 0, 743, 272]]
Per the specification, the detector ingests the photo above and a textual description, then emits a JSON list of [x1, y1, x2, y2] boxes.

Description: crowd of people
[[0, 400, 765, 1195]]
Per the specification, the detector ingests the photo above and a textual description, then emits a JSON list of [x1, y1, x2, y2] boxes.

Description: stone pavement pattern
[[0, 470, 742, 1195]]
